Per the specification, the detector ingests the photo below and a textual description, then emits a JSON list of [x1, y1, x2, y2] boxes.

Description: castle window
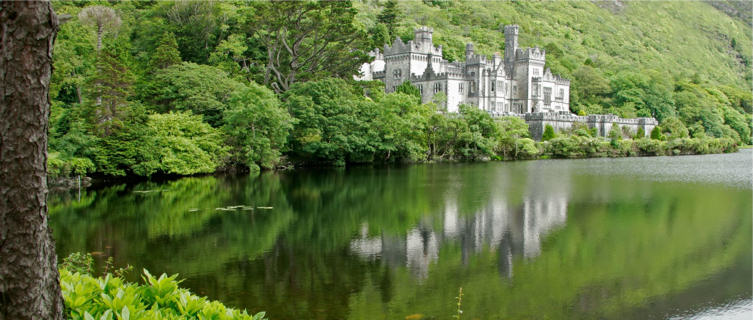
[[513, 85, 518, 97], [544, 87, 552, 106], [393, 69, 402, 79], [534, 68, 540, 76], [419, 85, 423, 94], [491, 81, 495, 92], [434, 82, 442, 93], [558, 88, 564, 100], [459, 83, 464, 94]]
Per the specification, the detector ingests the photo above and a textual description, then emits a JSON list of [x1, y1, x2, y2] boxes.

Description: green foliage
[[495, 116, 531, 160], [250, 1, 371, 93], [85, 47, 135, 137], [636, 127, 646, 139], [284, 78, 381, 165], [149, 32, 181, 70], [608, 123, 622, 147], [48, 152, 96, 178], [60, 266, 267, 320], [373, 93, 431, 162], [144, 112, 227, 176], [223, 82, 293, 170], [542, 124, 556, 141], [650, 126, 662, 140], [147, 62, 247, 127], [659, 117, 690, 140], [60, 252, 94, 276], [394, 80, 421, 101]]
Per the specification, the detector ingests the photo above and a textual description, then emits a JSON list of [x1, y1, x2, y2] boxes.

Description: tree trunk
[[0, 1, 64, 320]]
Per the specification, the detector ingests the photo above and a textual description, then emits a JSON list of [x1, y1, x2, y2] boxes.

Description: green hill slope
[[356, 0, 751, 87], [355, 0, 752, 142]]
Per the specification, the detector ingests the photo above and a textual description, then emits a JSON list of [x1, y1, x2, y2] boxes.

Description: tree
[[659, 117, 689, 140], [395, 80, 421, 101], [542, 124, 556, 141], [377, 0, 400, 37], [0, 1, 64, 319], [250, 1, 371, 93], [148, 62, 247, 127], [224, 83, 293, 171], [284, 78, 380, 165], [636, 127, 646, 139], [85, 47, 134, 136], [78, 5, 121, 51], [495, 116, 530, 159], [150, 32, 181, 70], [144, 112, 227, 175], [608, 123, 622, 147]]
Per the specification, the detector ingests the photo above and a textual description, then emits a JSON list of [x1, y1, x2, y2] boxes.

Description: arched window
[[434, 82, 442, 93]]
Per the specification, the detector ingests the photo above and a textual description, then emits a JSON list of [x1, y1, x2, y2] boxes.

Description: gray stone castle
[[358, 25, 657, 139], [358, 25, 570, 114]]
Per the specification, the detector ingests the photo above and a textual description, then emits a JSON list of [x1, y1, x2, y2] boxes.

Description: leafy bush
[[542, 124, 556, 141], [60, 266, 266, 320], [48, 152, 96, 178]]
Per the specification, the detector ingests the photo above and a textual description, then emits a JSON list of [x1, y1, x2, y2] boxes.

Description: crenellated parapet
[[516, 47, 546, 62], [542, 69, 570, 85]]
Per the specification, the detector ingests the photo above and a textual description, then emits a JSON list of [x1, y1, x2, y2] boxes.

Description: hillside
[[354, 0, 752, 142], [355, 0, 751, 88]]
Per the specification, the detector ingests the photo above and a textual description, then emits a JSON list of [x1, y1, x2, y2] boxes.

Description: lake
[[49, 150, 752, 319]]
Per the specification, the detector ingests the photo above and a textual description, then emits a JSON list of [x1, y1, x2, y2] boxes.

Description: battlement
[[384, 27, 443, 56], [367, 49, 384, 61], [515, 47, 546, 61], [504, 25, 520, 35], [542, 69, 570, 85], [465, 52, 489, 65]]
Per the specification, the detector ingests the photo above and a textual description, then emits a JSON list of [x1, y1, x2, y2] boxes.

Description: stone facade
[[358, 25, 571, 114], [357, 25, 658, 139], [523, 111, 658, 140]]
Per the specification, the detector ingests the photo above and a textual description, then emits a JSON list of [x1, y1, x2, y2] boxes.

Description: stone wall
[[496, 111, 658, 140]]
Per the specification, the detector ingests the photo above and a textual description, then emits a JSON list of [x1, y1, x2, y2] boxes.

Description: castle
[[358, 26, 658, 138], [358, 25, 571, 114]]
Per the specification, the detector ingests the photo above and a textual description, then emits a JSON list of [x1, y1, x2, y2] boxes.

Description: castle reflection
[[350, 164, 570, 279]]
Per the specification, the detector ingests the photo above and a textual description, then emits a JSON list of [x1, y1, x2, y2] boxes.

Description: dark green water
[[49, 150, 752, 320]]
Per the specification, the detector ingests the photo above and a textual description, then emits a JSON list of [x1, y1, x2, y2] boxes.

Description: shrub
[[635, 138, 666, 156], [542, 124, 556, 141], [60, 263, 266, 320], [514, 138, 540, 159]]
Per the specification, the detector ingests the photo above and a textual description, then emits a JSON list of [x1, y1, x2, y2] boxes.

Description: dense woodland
[[48, 0, 753, 179]]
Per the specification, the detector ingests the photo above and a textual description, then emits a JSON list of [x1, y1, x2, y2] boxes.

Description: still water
[[49, 150, 752, 320]]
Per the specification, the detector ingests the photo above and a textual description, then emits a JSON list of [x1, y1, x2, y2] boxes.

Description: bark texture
[[0, 1, 63, 319]]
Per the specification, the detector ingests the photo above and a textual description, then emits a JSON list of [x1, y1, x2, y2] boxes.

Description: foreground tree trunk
[[0, 1, 64, 319]]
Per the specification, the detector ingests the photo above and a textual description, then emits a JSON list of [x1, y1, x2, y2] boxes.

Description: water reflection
[[49, 150, 752, 320], [349, 160, 571, 280]]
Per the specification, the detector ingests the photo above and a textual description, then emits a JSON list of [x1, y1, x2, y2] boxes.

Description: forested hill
[[356, 1, 752, 89], [47, 1, 751, 179], [356, 1, 751, 107]]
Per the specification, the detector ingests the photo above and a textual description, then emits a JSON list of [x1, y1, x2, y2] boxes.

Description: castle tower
[[504, 25, 519, 67], [414, 26, 433, 47], [465, 43, 474, 60]]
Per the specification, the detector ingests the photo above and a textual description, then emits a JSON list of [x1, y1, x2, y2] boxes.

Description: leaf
[[120, 306, 129, 320]]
